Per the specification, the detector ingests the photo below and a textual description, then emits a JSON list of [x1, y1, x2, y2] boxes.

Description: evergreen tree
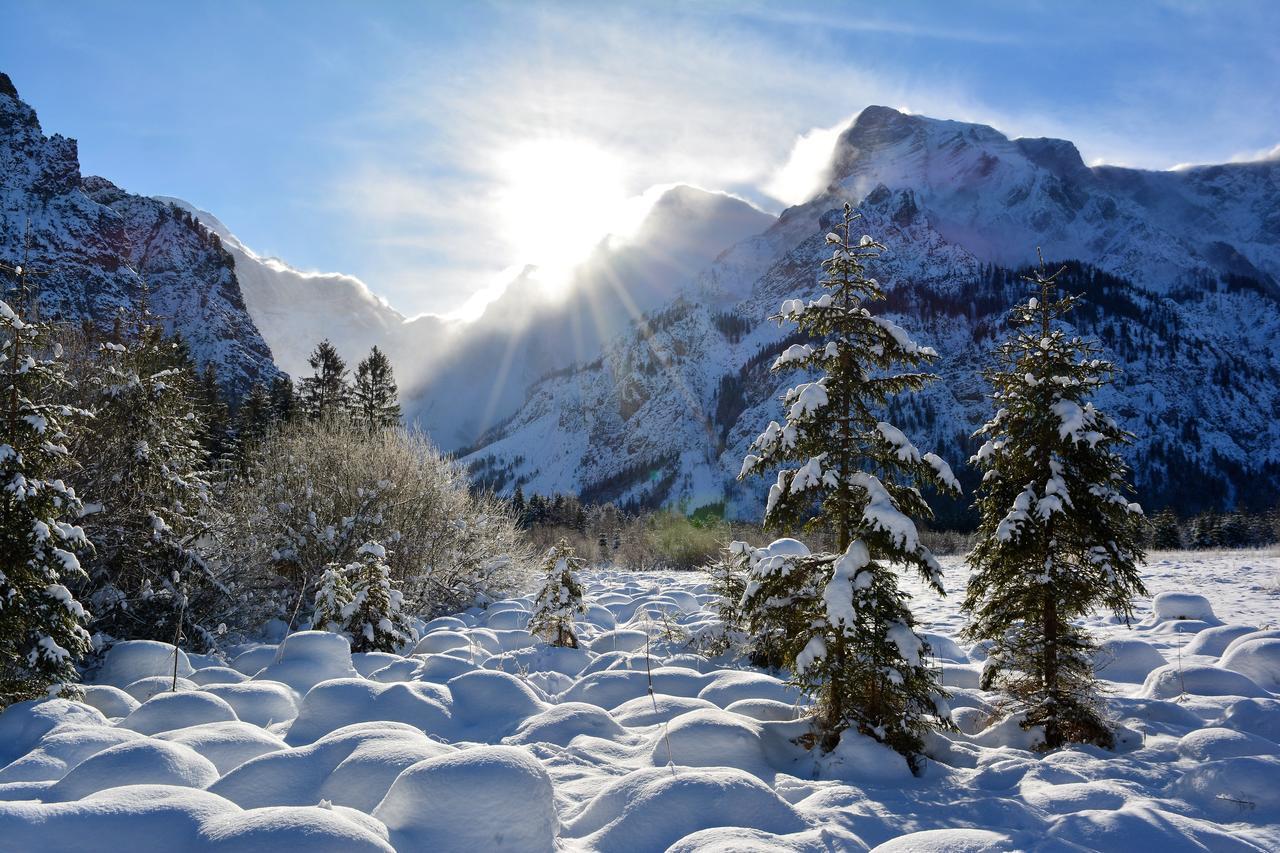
[[299, 340, 349, 421], [511, 486, 526, 525], [74, 320, 222, 651], [269, 374, 296, 423], [529, 539, 586, 648], [704, 541, 749, 654], [0, 300, 92, 704], [235, 381, 273, 450], [313, 542, 414, 653], [352, 346, 400, 430], [1148, 509, 1183, 550], [738, 205, 959, 765], [963, 252, 1146, 751], [196, 362, 232, 461]]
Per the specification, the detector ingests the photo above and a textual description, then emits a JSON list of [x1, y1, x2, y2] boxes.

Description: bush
[[220, 420, 531, 634]]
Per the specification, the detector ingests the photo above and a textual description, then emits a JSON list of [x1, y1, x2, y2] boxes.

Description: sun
[[495, 137, 632, 282]]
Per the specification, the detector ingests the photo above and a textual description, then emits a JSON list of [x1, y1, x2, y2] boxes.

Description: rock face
[[0, 73, 279, 396], [461, 106, 1280, 519]]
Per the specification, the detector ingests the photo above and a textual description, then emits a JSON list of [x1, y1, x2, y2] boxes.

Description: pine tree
[[738, 204, 960, 764], [312, 562, 355, 633], [74, 320, 222, 651], [511, 486, 526, 526], [235, 382, 273, 451], [352, 346, 400, 431], [704, 541, 749, 654], [299, 340, 349, 421], [529, 539, 586, 648], [314, 542, 414, 653], [1148, 509, 1182, 550], [0, 299, 92, 704], [196, 362, 232, 461], [963, 252, 1147, 751]]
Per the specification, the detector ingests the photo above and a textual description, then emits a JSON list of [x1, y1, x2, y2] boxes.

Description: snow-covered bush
[[312, 541, 416, 653], [738, 206, 959, 767], [0, 299, 92, 704], [963, 253, 1147, 750], [223, 419, 530, 633], [529, 540, 586, 648]]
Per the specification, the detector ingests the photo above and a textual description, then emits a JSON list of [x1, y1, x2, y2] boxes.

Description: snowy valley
[[1, 553, 1279, 851]]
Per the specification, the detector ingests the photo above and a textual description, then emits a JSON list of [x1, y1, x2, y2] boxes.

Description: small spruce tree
[[738, 204, 960, 765], [529, 539, 586, 648], [313, 542, 414, 653], [352, 346, 400, 431], [299, 339, 350, 421], [962, 252, 1147, 751], [703, 541, 750, 654], [0, 299, 92, 704]]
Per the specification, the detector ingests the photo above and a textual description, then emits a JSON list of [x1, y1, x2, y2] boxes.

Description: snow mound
[[96, 641, 194, 688], [561, 670, 653, 708], [725, 698, 805, 721], [1220, 628, 1280, 656], [123, 675, 199, 702], [657, 708, 768, 773], [588, 629, 650, 653], [1092, 637, 1167, 682], [0, 725, 142, 783], [373, 745, 557, 853], [412, 630, 472, 654], [200, 682, 299, 727], [409, 653, 481, 683], [818, 728, 913, 782], [698, 671, 802, 707], [1047, 803, 1259, 849], [351, 652, 404, 677], [1217, 698, 1280, 741], [483, 644, 591, 676], [1219, 638, 1280, 690], [118, 690, 239, 735], [1183, 624, 1259, 657], [610, 694, 719, 726], [667, 825, 865, 852], [869, 828, 1021, 852], [1148, 591, 1219, 624], [79, 684, 140, 718], [564, 765, 807, 853], [446, 670, 547, 739], [49, 739, 219, 800], [0, 785, 394, 853], [1177, 726, 1280, 762], [156, 722, 287, 775], [211, 722, 452, 811], [1139, 663, 1268, 699], [230, 646, 278, 676], [1176, 755, 1280, 814], [0, 699, 110, 766], [285, 679, 450, 744], [189, 667, 249, 686], [255, 631, 360, 692], [507, 702, 627, 746]]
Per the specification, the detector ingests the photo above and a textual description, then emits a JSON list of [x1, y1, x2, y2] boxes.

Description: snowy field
[[1, 551, 1279, 852]]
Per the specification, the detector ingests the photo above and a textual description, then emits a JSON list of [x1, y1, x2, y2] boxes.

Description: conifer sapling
[[529, 539, 586, 648]]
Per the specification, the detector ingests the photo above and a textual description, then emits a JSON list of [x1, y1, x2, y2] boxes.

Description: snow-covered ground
[[1, 551, 1279, 851]]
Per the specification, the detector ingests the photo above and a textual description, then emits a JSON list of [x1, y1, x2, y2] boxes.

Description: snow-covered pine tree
[[299, 339, 349, 421], [312, 561, 355, 633], [74, 318, 222, 651], [963, 252, 1146, 750], [0, 299, 92, 704], [738, 204, 960, 764], [342, 541, 415, 653], [529, 539, 586, 648], [268, 375, 296, 423], [352, 346, 400, 431]]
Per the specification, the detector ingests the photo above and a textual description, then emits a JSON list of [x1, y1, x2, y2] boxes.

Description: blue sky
[[4, 1, 1278, 317]]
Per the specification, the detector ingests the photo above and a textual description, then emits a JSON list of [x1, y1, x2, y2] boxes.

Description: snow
[[0, 553, 1278, 849]]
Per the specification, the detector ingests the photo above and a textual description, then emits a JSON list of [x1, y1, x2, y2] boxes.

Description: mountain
[[461, 106, 1280, 519], [401, 185, 773, 450], [0, 73, 279, 395], [157, 196, 451, 384]]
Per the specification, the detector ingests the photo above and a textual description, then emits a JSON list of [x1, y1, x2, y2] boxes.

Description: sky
[[3, 1, 1278, 318]]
